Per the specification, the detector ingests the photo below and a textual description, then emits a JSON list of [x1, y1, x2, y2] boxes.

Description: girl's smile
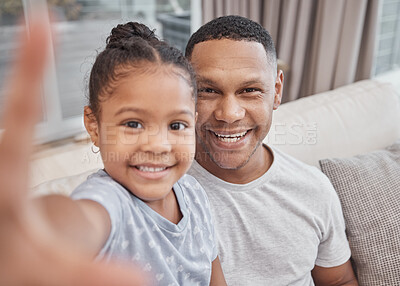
[[130, 163, 173, 180]]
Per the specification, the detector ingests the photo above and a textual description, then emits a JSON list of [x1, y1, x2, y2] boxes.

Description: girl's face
[[85, 64, 196, 207]]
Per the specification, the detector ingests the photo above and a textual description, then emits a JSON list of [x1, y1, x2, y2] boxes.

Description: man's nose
[[214, 95, 245, 123]]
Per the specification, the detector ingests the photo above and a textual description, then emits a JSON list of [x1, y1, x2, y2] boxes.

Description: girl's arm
[[32, 195, 111, 256], [0, 11, 146, 286], [210, 256, 228, 286]]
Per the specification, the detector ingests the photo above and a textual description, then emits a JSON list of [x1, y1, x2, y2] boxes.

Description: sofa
[[31, 78, 400, 285]]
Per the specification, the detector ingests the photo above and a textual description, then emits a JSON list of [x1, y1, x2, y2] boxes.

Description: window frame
[[1, 0, 202, 144]]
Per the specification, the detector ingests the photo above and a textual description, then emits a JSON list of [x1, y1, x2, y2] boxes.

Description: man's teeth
[[214, 131, 247, 142], [136, 166, 167, 172]]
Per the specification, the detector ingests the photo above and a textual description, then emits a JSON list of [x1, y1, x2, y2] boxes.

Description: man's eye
[[198, 87, 216, 93], [170, 122, 186, 130], [243, 88, 258, 93], [124, 121, 143, 128]]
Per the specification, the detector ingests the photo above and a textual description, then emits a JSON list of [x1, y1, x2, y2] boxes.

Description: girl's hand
[[0, 11, 148, 286]]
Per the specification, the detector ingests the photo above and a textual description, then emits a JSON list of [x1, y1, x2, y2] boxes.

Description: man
[[186, 15, 358, 285]]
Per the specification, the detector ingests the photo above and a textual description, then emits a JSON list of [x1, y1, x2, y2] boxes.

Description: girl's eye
[[170, 122, 186, 130], [124, 121, 143, 128]]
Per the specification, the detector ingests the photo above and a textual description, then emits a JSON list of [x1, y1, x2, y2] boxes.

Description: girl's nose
[[139, 126, 172, 154]]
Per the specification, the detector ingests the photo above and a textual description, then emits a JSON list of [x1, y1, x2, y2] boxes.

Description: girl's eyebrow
[[115, 107, 143, 116], [115, 107, 194, 118], [174, 109, 195, 118]]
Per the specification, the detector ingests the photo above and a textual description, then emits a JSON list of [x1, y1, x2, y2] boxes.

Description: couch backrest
[[30, 141, 103, 188], [31, 79, 400, 193], [265, 79, 400, 167]]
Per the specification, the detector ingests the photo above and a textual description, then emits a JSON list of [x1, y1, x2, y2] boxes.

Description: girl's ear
[[84, 106, 99, 146]]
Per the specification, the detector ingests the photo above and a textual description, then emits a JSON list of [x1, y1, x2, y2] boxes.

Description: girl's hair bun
[[88, 21, 197, 118], [106, 22, 158, 48]]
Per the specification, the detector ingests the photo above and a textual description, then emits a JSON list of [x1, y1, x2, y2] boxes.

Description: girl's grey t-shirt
[[71, 170, 217, 286]]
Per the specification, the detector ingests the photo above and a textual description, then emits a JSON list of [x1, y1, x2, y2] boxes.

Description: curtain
[[201, 0, 381, 102]]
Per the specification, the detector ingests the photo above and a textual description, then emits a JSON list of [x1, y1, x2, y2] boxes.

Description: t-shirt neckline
[[192, 144, 279, 191], [101, 168, 190, 233], [133, 181, 189, 233]]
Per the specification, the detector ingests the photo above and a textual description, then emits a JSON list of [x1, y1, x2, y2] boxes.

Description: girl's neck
[[145, 189, 182, 224]]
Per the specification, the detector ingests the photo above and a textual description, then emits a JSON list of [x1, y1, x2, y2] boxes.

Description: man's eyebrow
[[197, 76, 266, 87], [196, 76, 217, 86], [240, 79, 265, 86]]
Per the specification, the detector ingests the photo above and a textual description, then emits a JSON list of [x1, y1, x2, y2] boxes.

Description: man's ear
[[84, 106, 99, 146], [273, 69, 284, 110]]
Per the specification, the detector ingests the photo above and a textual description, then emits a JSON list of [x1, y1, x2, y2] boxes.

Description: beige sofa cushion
[[32, 169, 97, 197], [265, 79, 400, 167], [319, 141, 400, 285], [30, 142, 103, 187]]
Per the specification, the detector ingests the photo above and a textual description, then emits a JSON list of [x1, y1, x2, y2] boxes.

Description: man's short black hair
[[185, 15, 277, 70]]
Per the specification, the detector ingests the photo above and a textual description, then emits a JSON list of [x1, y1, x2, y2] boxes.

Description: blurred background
[[0, 0, 399, 144]]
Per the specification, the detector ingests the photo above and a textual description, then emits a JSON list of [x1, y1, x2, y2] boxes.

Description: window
[[0, 0, 201, 143], [373, 0, 400, 76]]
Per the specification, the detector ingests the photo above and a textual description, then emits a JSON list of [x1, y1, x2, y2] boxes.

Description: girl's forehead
[[115, 62, 187, 78], [105, 66, 194, 105], [105, 63, 191, 93], [123, 68, 192, 92]]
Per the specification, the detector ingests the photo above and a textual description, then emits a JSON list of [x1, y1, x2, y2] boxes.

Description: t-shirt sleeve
[[70, 173, 125, 258], [315, 185, 351, 267], [183, 175, 219, 261], [206, 194, 218, 261], [194, 177, 219, 261]]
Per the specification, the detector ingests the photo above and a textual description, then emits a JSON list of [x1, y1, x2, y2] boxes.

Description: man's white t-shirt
[[188, 145, 351, 286]]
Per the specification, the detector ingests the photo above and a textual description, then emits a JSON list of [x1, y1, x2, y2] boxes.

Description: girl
[[71, 21, 226, 285], [0, 16, 226, 286]]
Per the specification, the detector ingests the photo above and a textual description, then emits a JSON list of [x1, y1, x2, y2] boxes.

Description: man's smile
[[212, 130, 249, 143], [204, 128, 253, 149]]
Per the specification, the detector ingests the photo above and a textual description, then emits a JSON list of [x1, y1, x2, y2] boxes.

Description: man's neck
[[195, 144, 274, 184]]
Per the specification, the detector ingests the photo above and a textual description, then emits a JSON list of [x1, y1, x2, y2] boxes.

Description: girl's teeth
[[137, 166, 166, 172]]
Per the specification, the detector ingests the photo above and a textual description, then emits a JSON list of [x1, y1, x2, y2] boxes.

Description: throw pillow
[[319, 141, 400, 286]]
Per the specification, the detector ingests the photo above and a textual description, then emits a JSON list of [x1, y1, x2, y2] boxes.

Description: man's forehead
[[190, 39, 269, 68], [190, 39, 272, 78]]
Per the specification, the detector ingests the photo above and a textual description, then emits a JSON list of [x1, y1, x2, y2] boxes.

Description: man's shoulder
[[270, 145, 336, 195], [271, 146, 326, 177]]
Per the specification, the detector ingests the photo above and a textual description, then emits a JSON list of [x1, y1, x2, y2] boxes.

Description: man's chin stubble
[[196, 136, 263, 171]]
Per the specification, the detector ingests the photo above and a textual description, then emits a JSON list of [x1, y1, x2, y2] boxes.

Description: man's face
[[190, 39, 282, 174]]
